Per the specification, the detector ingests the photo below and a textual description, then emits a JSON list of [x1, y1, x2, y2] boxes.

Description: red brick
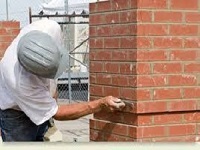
[[130, 0, 137, 8], [170, 50, 198, 61], [120, 63, 136, 75], [154, 114, 182, 125], [96, 74, 112, 85], [168, 100, 197, 111], [137, 37, 152, 49], [153, 135, 197, 142], [90, 73, 96, 84], [94, 111, 125, 124], [112, 75, 129, 86], [137, 126, 166, 138], [153, 63, 182, 74], [104, 62, 120, 73], [197, 101, 200, 110], [122, 113, 138, 125], [1, 21, 20, 28], [136, 63, 151, 75], [90, 119, 96, 129], [198, 124, 200, 134], [170, 0, 198, 9], [170, 25, 198, 36], [89, 14, 104, 25], [137, 50, 168, 61], [185, 12, 200, 23], [95, 111, 139, 125], [97, 1, 111, 12], [9, 29, 20, 35], [183, 88, 200, 99], [137, 89, 151, 101], [137, 115, 153, 126], [104, 12, 120, 24], [89, 38, 104, 49], [128, 76, 137, 87], [185, 63, 200, 73], [0, 36, 14, 43], [153, 88, 181, 100], [168, 124, 196, 136], [95, 120, 128, 137], [120, 37, 137, 48], [154, 11, 182, 22], [91, 50, 112, 60], [137, 10, 152, 22], [153, 37, 183, 48], [90, 84, 103, 96], [90, 129, 104, 141], [168, 75, 197, 86], [90, 61, 104, 73], [89, 51, 95, 60], [112, 50, 137, 61], [89, 26, 96, 37], [112, 24, 131, 36], [137, 24, 168, 36], [104, 86, 120, 97], [112, 0, 130, 10], [128, 126, 137, 138], [0, 29, 8, 35], [104, 133, 134, 141], [0, 43, 9, 51], [120, 87, 136, 100], [137, 75, 167, 87], [183, 112, 200, 123], [120, 10, 137, 23], [0, 50, 5, 58], [184, 38, 200, 48], [89, 3, 97, 13], [137, 101, 168, 113], [129, 24, 138, 36], [96, 26, 111, 37], [137, 0, 167, 9], [104, 38, 120, 48]]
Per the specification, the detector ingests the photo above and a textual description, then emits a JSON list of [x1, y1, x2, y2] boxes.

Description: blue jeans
[[0, 108, 49, 141]]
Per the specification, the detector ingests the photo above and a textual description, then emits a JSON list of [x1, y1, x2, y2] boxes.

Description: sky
[[0, 0, 97, 27]]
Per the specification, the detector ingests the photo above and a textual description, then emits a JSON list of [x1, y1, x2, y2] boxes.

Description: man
[[0, 19, 125, 141]]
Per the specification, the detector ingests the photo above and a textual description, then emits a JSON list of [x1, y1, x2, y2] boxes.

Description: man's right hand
[[100, 96, 125, 112]]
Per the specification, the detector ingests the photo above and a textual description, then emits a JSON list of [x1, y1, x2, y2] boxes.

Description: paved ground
[[54, 115, 91, 142], [53, 99, 91, 142]]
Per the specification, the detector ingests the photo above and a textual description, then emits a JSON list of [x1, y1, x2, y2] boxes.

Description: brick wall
[[0, 21, 20, 59], [89, 0, 200, 142]]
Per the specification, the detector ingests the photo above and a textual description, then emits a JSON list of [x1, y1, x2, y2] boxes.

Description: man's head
[[17, 30, 69, 79]]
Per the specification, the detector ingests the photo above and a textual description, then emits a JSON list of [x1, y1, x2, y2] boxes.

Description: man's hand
[[101, 96, 125, 112], [54, 96, 125, 121]]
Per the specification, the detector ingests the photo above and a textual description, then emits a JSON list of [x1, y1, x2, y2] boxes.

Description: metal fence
[[57, 22, 89, 102]]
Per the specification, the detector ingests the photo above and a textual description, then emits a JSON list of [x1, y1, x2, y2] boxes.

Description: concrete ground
[[53, 99, 91, 142], [54, 115, 91, 142]]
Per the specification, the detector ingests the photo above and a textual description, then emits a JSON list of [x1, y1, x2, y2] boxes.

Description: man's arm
[[53, 96, 125, 121]]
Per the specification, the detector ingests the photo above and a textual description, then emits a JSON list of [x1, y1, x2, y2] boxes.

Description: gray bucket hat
[[17, 30, 69, 79]]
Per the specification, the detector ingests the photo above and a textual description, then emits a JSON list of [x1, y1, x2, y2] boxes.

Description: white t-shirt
[[0, 19, 63, 125]]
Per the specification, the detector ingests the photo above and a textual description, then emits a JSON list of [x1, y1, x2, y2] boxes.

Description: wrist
[[99, 97, 107, 109]]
